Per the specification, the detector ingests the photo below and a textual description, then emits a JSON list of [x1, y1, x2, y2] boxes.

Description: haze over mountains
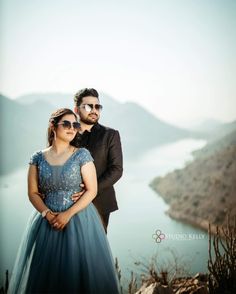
[[0, 94, 54, 175], [0, 92, 234, 175], [16, 92, 197, 148]]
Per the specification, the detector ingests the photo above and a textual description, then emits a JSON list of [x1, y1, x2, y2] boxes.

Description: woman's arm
[[68, 161, 97, 215], [28, 165, 56, 222], [51, 161, 97, 230]]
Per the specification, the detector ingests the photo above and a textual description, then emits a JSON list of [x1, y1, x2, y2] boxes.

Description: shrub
[[208, 216, 236, 294]]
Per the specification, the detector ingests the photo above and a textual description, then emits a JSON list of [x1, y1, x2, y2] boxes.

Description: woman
[[8, 108, 120, 294]]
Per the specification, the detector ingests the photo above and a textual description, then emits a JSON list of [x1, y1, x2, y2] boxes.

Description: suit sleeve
[[97, 130, 123, 191]]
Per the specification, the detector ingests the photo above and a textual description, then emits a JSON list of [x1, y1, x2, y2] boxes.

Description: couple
[[8, 88, 123, 293]]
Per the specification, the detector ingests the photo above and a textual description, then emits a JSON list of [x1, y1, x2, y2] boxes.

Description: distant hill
[[192, 123, 236, 159], [15, 92, 197, 157], [206, 120, 236, 141], [17, 92, 73, 108], [150, 128, 236, 231], [1, 92, 214, 175], [189, 118, 236, 141], [0, 94, 54, 174], [188, 118, 223, 132]]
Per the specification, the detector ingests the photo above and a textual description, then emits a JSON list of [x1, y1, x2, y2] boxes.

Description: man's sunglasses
[[57, 120, 80, 130], [79, 104, 103, 112]]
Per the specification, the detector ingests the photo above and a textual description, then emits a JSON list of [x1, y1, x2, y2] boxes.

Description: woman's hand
[[50, 211, 72, 231], [46, 211, 58, 224]]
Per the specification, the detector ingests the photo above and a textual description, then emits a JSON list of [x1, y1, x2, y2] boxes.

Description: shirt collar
[[81, 122, 100, 135]]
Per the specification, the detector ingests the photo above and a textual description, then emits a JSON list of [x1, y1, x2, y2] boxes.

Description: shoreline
[[150, 181, 228, 239], [166, 209, 221, 237], [149, 142, 236, 238]]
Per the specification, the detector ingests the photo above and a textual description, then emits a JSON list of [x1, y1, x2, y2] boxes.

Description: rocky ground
[[135, 273, 208, 294]]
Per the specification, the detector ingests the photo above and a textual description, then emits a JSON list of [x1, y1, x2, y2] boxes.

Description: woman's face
[[54, 114, 78, 143]]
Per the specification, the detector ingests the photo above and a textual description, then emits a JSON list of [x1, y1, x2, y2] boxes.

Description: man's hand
[[71, 183, 86, 202]]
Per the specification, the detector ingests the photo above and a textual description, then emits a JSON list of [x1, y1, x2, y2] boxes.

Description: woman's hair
[[47, 108, 79, 147]]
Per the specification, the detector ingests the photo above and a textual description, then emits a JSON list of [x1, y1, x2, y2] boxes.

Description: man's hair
[[74, 88, 99, 106]]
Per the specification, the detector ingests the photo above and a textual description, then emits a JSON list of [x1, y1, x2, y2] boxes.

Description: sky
[[0, 0, 236, 126]]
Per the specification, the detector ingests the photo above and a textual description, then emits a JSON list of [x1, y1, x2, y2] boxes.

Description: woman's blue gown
[[8, 148, 120, 294]]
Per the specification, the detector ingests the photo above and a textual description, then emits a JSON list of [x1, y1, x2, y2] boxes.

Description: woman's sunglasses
[[57, 120, 80, 130], [79, 104, 103, 112]]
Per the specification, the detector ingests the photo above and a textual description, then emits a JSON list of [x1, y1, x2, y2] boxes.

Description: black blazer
[[78, 123, 123, 214]]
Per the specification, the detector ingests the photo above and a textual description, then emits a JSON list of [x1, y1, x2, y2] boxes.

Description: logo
[[152, 229, 166, 243], [152, 229, 206, 243]]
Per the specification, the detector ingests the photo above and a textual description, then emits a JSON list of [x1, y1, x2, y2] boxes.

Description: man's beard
[[80, 115, 99, 125]]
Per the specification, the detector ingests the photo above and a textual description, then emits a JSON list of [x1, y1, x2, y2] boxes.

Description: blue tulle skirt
[[8, 204, 120, 294]]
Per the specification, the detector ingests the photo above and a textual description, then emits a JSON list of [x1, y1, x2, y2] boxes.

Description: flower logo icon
[[152, 229, 165, 243]]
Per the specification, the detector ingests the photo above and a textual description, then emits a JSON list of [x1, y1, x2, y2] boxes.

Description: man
[[72, 88, 123, 232]]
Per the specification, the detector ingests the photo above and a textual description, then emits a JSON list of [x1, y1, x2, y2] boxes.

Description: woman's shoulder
[[29, 150, 43, 165], [74, 147, 94, 166], [76, 147, 90, 154], [41, 147, 50, 154]]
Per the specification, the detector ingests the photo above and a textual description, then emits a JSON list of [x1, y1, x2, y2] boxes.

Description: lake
[[0, 138, 207, 287]]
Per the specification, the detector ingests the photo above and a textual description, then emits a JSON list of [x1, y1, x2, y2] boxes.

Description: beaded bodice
[[29, 148, 93, 212]]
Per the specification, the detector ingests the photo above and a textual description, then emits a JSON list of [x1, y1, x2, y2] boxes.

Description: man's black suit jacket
[[78, 123, 123, 215]]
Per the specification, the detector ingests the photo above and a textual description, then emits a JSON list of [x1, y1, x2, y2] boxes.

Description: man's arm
[[97, 130, 123, 191]]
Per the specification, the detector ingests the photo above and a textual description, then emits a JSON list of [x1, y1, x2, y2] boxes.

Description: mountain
[[17, 92, 73, 108], [150, 128, 236, 231], [188, 118, 223, 132], [208, 120, 236, 141], [16, 92, 198, 157], [189, 118, 236, 141], [1, 92, 200, 175], [192, 122, 236, 159], [0, 94, 54, 174]]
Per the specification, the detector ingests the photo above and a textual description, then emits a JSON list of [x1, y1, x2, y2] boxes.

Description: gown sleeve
[[79, 148, 94, 166], [29, 151, 41, 166]]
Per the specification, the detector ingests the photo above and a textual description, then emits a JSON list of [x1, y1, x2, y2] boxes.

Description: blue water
[[108, 139, 208, 282]]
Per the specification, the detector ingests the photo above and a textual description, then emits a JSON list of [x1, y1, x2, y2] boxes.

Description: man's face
[[75, 96, 101, 125]]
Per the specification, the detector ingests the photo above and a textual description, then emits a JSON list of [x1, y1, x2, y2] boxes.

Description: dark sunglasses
[[57, 120, 80, 130], [79, 104, 103, 112]]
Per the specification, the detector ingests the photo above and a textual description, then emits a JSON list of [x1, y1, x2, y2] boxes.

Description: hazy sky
[[1, 0, 235, 126]]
